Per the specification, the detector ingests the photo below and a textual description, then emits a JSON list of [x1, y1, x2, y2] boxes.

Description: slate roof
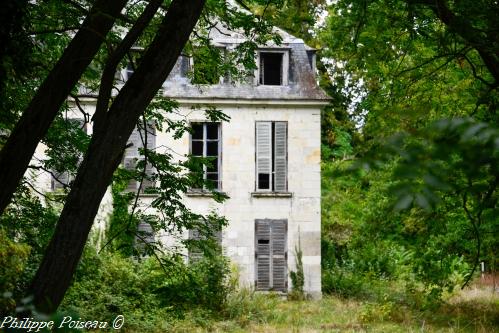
[[161, 24, 330, 102]]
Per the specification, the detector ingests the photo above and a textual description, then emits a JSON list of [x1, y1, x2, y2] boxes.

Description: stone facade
[[32, 25, 328, 297]]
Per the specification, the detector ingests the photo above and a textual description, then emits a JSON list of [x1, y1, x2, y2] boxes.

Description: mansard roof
[[162, 23, 330, 102]]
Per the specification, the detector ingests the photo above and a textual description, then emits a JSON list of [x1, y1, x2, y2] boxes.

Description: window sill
[[251, 192, 293, 198], [186, 190, 227, 198]]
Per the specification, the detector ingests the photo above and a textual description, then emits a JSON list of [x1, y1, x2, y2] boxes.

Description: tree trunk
[[0, 0, 128, 214], [29, 0, 206, 314]]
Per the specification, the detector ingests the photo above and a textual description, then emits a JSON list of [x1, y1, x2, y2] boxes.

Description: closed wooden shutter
[[124, 124, 156, 192], [271, 219, 287, 291], [124, 157, 137, 191], [126, 128, 141, 157], [141, 123, 155, 192], [144, 122, 156, 151], [188, 228, 222, 263], [255, 219, 288, 292], [274, 122, 287, 192], [255, 219, 271, 290], [52, 171, 69, 190], [256, 122, 272, 190], [135, 221, 154, 254], [137, 221, 154, 244]]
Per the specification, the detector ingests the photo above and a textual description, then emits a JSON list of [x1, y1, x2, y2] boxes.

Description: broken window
[[190, 122, 221, 190], [255, 121, 287, 192], [259, 52, 283, 85], [123, 122, 156, 193], [255, 219, 287, 292]]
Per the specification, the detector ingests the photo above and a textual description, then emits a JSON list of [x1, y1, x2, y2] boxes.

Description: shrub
[[0, 228, 30, 314]]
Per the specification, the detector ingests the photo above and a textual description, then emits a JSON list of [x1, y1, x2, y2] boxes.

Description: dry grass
[[169, 287, 498, 333]]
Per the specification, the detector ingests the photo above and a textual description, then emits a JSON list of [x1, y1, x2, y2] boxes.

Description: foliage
[[321, 160, 476, 304], [317, 0, 498, 303], [289, 238, 305, 300], [61, 245, 233, 330], [0, 228, 30, 314]]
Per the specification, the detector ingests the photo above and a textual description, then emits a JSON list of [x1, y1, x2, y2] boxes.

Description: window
[[191, 46, 225, 84], [123, 122, 156, 193], [259, 53, 282, 85], [190, 122, 221, 190], [255, 219, 287, 292], [123, 48, 143, 81], [306, 50, 316, 71], [50, 118, 88, 191], [51, 171, 72, 191], [125, 62, 134, 81], [188, 227, 222, 263], [256, 121, 287, 192], [258, 51, 288, 86], [135, 220, 154, 248], [179, 54, 191, 78]]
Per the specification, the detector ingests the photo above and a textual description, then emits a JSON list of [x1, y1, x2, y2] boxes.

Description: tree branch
[[93, 0, 163, 135]]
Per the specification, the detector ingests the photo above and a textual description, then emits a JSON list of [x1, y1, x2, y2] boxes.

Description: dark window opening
[[179, 55, 190, 77], [260, 53, 283, 85], [258, 173, 270, 190], [306, 50, 315, 70]]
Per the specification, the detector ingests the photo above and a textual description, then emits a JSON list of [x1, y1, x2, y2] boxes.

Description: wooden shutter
[[274, 122, 287, 192], [124, 157, 137, 191], [135, 221, 154, 255], [188, 227, 222, 263], [126, 128, 141, 157], [144, 122, 156, 151], [271, 219, 287, 291], [141, 123, 155, 192], [188, 229, 203, 263], [137, 221, 154, 244], [52, 171, 69, 190], [255, 219, 288, 292], [256, 122, 272, 190], [141, 162, 154, 193], [255, 219, 271, 290]]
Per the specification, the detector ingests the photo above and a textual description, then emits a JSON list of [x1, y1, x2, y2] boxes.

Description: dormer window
[[257, 50, 289, 86], [191, 46, 225, 85], [122, 47, 143, 81], [179, 55, 191, 78]]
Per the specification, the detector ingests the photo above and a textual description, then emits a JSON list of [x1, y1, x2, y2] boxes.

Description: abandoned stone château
[[33, 25, 329, 298]]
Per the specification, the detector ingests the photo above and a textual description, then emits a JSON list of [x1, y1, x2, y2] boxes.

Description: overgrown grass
[[169, 287, 498, 332]]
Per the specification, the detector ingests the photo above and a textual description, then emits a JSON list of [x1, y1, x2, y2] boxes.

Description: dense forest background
[[0, 0, 497, 331]]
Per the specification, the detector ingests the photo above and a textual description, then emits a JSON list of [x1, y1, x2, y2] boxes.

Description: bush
[[0, 228, 30, 314], [61, 245, 233, 330]]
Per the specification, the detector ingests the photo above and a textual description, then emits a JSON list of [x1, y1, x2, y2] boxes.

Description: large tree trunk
[[29, 0, 206, 314], [0, 0, 128, 214]]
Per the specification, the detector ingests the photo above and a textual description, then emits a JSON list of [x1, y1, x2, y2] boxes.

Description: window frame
[[189, 122, 222, 191], [256, 49, 290, 86]]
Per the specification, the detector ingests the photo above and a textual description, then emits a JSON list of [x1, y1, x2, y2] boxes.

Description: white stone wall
[[29, 100, 322, 297], [141, 102, 322, 297]]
